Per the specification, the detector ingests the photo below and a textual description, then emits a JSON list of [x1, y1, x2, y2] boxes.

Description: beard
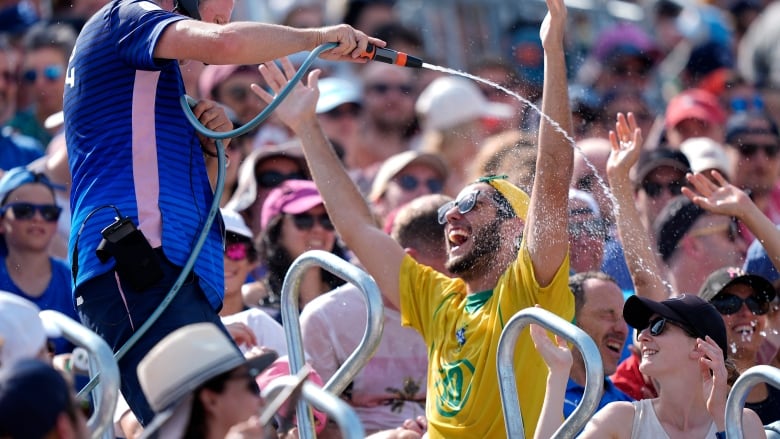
[[445, 218, 504, 279]]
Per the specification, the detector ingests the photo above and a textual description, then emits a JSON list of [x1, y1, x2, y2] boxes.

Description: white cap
[[680, 137, 732, 180], [0, 292, 47, 369], [415, 76, 513, 131], [316, 76, 362, 114], [221, 208, 253, 239]]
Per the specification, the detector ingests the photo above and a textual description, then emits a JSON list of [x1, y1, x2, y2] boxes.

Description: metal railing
[[725, 365, 780, 439], [497, 306, 603, 438], [39, 310, 119, 439], [280, 250, 384, 439]]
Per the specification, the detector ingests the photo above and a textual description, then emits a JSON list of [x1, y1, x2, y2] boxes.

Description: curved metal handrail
[[280, 250, 384, 439], [497, 307, 603, 439], [262, 377, 365, 439], [725, 365, 780, 438], [39, 310, 120, 439]]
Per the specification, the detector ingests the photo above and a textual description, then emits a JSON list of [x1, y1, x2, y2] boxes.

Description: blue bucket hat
[[0, 167, 62, 205]]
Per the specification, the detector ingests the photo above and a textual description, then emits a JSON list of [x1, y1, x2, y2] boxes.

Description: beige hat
[[415, 76, 513, 131], [369, 150, 449, 202], [0, 292, 49, 369], [680, 137, 731, 180], [138, 323, 276, 439]]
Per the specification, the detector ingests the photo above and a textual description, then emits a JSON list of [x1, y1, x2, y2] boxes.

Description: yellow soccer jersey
[[399, 242, 574, 438]]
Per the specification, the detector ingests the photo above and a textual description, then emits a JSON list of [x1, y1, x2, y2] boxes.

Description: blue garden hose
[[78, 42, 338, 398]]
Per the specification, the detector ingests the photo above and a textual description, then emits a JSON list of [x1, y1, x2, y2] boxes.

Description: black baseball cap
[[632, 147, 690, 186], [623, 294, 728, 358]]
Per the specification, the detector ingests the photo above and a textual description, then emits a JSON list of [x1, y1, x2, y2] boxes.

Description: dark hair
[[183, 368, 233, 439], [569, 271, 618, 317], [259, 215, 349, 302]]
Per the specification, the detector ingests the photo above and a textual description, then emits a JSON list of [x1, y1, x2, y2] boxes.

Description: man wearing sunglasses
[[724, 110, 780, 245], [63, 0, 381, 427], [252, 0, 573, 435], [699, 266, 780, 425]]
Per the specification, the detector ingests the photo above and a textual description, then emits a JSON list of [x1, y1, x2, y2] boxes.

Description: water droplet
[[730, 342, 738, 354]]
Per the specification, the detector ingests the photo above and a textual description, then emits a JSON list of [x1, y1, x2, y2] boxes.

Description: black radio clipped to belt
[[96, 216, 163, 291]]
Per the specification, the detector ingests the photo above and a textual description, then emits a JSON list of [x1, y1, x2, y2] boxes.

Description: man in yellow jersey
[[250, 0, 572, 435]]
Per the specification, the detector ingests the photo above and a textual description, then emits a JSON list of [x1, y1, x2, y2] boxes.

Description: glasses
[[568, 219, 606, 240], [225, 241, 251, 261], [710, 293, 769, 315], [228, 372, 261, 395], [256, 171, 306, 189], [646, 317, 696, 338], [291, 213, 334, 231], [22, 64, 64, 83], [736, 143, 780, 158], [323, 104, 362, 119], [225, 85, 251, 102], [395, 174, 444, 193], [366, 83, 413, 95], [437, 190, 514, 224], [1, 202, 61, 222], [688, 219, 739, 243], [641, 181, 684, 198]]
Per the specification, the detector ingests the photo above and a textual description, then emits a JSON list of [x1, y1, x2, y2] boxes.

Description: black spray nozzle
[[361, 43, 423, 68]]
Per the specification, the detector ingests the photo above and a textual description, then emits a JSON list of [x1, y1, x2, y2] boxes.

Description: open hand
[[606, 112, 643, 181], [530, 322, 573, 374], [682, 170, 751, 219], [251, 57, 320, 134]]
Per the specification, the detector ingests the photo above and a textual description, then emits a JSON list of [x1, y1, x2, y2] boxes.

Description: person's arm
[[606, 113, 670, 301], [155, 21, 383, 66], [526, 0, 573, 286], [577, 400, 634, 439], [529, 322, 572, 439], [684, 170, 780, 273], [252, 59, 406, 310]]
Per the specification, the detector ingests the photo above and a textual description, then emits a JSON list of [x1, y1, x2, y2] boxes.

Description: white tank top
[[630, 399, 718, 439]]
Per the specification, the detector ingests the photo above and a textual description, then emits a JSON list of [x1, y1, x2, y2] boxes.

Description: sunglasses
[[22, 64, 64, 83], [1, 202, 61, 222], [228, 371, 261, 395], [641, 181, 684, 198], [323, 103, 362, 119], [736, 143, 780, 158], [568, 219, 606, 240], [291, 213, 334, 231], [688, 218, 739, 243], [395, 174, 444, 194], [256, 171, 306, 189], [710, 293, 769, 315], [438, 190, 480, 224], [366, 83, 413, 95], [224, 85, 251, 102], [225, 241, 252, 261], [646, 317, 696, 338]]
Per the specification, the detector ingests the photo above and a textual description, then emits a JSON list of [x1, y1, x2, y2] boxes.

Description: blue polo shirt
[[563, 376, 633, 418], [63, 0, 224, 309]]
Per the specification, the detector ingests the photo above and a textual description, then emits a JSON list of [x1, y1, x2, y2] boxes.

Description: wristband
[[715, 431, 726, 439]]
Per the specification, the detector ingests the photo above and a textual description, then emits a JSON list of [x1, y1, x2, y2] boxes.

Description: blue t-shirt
[[563, 376, 633, 418], [0, 126, 43, 170], [63, 0, 224, 309], [0, 257, 78, 354]]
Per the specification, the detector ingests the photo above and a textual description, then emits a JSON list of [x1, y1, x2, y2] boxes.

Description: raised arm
[[683, 170, 780, 273], [252, 59, 406, 310], [606, 113, 670, 301], [156, 20, 384, 65], [526, 0, 573, 286]]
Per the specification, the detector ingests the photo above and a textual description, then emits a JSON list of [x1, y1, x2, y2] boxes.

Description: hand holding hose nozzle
[[360, 43, 423, 68]]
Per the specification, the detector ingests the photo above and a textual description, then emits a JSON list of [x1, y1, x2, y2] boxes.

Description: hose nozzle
[[361, 43, 423, 68]]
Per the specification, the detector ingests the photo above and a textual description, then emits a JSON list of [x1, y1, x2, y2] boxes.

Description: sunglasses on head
[[396, 174, 444, 194], [366, 83, 413, 95], [291, 213, 334, 231], [256, 171, 306, 189], [736, 143, 780, 158], [22, 65, 64, 83], [641, 180, 684, 198], [225, 241, 252, 261], [646, 317, 696, 338], [710, 292, 769, 315], [1, 202, 61, 222]]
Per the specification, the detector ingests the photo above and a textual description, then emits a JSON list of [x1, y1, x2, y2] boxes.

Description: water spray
[[360, 43, 423, 68]]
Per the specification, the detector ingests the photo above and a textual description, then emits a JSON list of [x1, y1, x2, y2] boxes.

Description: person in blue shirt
[[564, 271, 632, 417], [63, 0, 381, 426], [0, 167, 76, 355]]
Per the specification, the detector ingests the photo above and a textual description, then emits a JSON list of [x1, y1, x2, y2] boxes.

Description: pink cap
[[260, 180, 324, 230], [255, 357, 327, 433], [665, 88, 726, 128]]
